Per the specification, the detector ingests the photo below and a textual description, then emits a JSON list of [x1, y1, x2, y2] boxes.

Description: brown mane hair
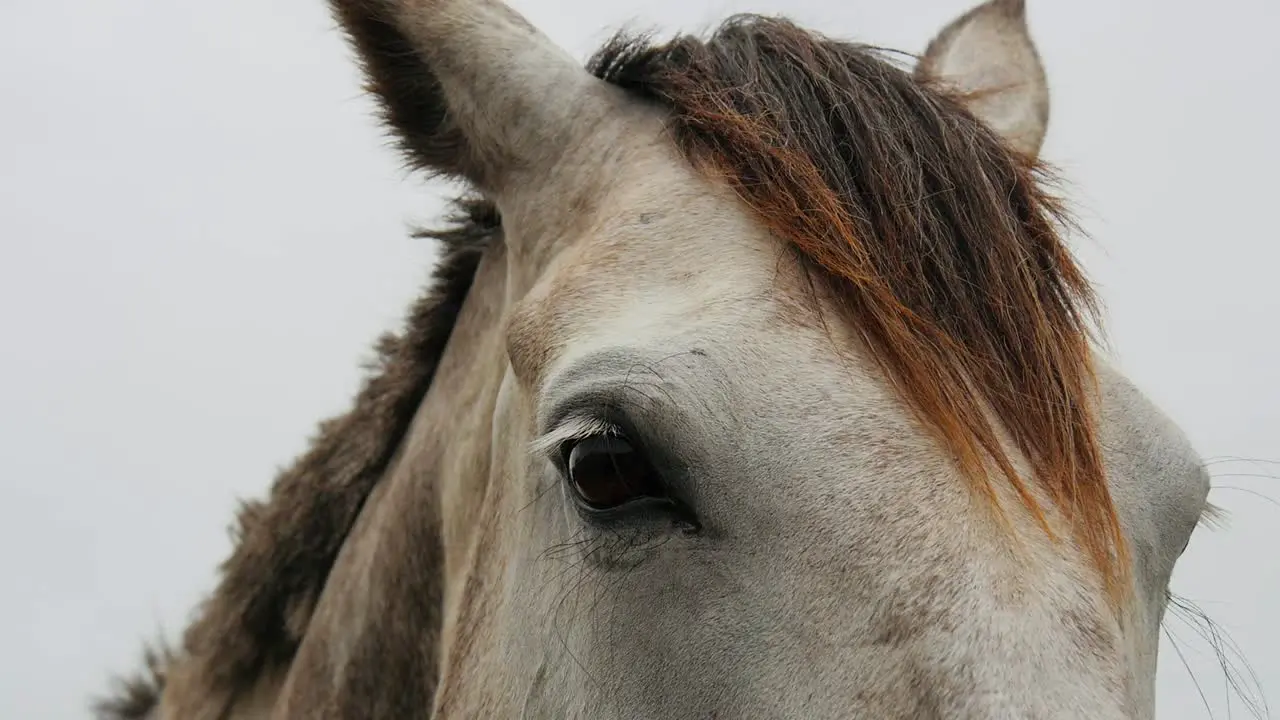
[[93, 199, 499, 719], [589, 15, 1127, 599]]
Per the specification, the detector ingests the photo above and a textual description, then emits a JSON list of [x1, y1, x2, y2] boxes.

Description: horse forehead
[[506, 136, 792, 380]]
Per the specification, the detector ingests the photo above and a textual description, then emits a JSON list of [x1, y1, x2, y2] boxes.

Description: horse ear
[[916, 0, 1050, 158], [330, 0, 609, 191]]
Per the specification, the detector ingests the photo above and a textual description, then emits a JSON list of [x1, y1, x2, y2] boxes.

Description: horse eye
[[565, 434, 664, 510]]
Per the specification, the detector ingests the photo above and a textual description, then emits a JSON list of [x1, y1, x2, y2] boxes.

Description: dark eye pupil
[[567, 435, 661, 509]]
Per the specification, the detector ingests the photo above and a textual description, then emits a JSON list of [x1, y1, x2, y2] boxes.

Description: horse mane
[[589, 14, 1126, 598], [94, 644, 172, 720], [98, 13, 1128, 716], [93, 198, 499, 719]]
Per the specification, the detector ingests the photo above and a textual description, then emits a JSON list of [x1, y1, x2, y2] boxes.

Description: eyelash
[[535, 416, 701, 533]]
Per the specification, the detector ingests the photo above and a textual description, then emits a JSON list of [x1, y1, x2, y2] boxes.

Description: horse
[[96, 0, 1216, 717]]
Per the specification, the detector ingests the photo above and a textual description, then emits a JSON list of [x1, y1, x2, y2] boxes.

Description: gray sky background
[[1, 0, 1276, 717]]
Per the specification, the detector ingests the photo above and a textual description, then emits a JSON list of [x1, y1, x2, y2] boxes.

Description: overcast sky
[[1, 0, 1276, 717]]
